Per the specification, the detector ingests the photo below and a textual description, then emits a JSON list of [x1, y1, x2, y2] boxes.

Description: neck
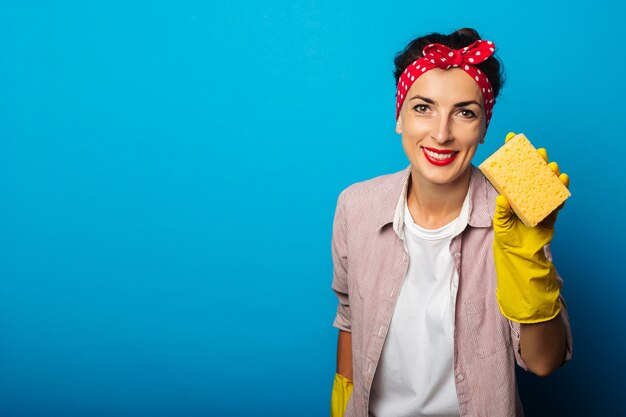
[[407, 166, 471, 229]]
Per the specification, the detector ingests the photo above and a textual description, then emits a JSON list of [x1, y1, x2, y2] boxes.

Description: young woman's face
[[396, 67, 487, 188]]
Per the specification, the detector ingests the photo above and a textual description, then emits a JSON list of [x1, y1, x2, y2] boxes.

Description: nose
[[431, 114, 453, 144]]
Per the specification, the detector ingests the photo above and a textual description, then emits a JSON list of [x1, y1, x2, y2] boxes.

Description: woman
[[329, 28, 573, 417]]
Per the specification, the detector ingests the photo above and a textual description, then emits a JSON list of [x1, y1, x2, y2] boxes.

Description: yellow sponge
[[479, 133, 571, 227]]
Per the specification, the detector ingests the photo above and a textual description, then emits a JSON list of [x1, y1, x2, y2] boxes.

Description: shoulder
[[471, 165, 498, 194], [339, 166, 410, 203], [456, 166, 500, 228], [341, 168, 409, 199]]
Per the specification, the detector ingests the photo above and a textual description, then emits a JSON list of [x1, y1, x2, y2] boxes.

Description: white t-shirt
[[368, 192, 470, 417]]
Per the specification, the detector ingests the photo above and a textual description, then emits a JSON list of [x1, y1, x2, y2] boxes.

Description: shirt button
[[454, 252, 461, 258], [456, 373, 465, 382]]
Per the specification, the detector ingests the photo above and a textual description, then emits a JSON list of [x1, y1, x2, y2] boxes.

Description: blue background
[[1, 1, 624, 416]]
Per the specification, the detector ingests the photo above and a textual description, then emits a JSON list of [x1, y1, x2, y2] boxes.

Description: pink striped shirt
[[331, 165, 573, 417]]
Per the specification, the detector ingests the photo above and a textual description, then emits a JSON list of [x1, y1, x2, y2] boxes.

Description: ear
[[395, 114, 403, 134]]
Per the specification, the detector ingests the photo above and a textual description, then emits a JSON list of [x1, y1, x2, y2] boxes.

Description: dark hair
[[393, 28, 505, 99]]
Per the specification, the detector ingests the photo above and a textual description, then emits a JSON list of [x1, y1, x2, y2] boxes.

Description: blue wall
[[1, 1, 624, 416]]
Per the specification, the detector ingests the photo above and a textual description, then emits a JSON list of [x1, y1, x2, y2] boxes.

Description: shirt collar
[[375, 164, 493, 235]]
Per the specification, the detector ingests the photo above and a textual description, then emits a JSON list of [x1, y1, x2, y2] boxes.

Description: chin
[[412, 160, 470, 186]]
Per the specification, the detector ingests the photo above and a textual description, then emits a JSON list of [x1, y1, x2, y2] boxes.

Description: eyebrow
[[409, 94, 481, 108]]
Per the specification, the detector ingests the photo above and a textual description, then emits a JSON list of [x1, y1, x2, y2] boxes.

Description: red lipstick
[[421, 147, 458, 166]]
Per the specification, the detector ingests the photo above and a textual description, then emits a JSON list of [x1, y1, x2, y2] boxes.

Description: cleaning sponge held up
[[479, 133, 571, 227]]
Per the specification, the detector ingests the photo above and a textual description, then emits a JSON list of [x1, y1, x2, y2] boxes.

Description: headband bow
[[396, 40, 497, 127]]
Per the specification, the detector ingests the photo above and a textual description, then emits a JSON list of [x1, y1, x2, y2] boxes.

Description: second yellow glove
[[330, 373, 353, 417]]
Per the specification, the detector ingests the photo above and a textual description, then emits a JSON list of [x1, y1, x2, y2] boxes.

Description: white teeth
[[424, 148, 456, 160]]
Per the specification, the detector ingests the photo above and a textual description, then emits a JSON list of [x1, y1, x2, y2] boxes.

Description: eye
[[458, 109, 477, 119], [413, 104, 430, 113]]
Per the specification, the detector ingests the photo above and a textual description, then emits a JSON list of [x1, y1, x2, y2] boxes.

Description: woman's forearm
[[519, 314, 567, 377], [337, 330, 353, 381]]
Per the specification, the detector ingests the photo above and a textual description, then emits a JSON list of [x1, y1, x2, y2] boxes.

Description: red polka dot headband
[[396, 40, 497, 127]]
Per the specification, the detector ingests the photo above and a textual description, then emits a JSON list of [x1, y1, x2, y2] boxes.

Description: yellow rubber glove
[[330, 373, 353, 417], [493, 132, 570, 324]]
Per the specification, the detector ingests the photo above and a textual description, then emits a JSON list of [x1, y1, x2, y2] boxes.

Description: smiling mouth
[[421, 147, 459, 166]]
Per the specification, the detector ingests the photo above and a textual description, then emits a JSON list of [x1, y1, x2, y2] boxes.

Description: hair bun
[[455, 27, 481, 40]]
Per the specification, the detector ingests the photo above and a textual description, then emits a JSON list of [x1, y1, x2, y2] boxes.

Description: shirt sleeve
[[331, 189, 351, 333], [508, 244, 573, 370]]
